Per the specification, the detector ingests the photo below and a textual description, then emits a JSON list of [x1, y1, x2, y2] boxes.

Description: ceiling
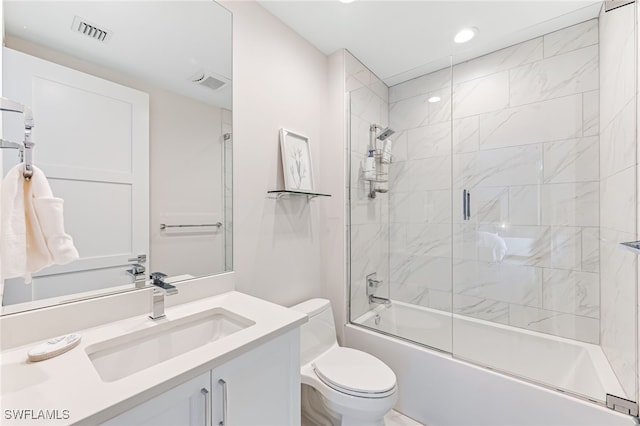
[[4, 1, 232, 109], [258, 0, 602, 86], [3, 1, 603, 102]]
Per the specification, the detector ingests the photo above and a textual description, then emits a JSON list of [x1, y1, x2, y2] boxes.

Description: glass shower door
[[348, 51, 455, 354], [381, 56, 454, 352], [451, 7, 638, 408]]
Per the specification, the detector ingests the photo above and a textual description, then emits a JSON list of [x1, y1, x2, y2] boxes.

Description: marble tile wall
[[388, 19, 602, 345], [346, 51, 391, 321], [387, 57, 454, 323], [599, 3, 637, 400]]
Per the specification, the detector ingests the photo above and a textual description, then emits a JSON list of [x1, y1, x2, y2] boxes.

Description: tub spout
[[369, 295, 391, 306]]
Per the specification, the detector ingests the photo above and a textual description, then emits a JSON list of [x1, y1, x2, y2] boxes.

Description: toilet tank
[[290, 298, 338, 365]]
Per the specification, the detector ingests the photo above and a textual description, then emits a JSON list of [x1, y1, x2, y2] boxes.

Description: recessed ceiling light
[[339, 0, 356, 3], [454, 27, 477, 44], [428, 96, 441, 103]]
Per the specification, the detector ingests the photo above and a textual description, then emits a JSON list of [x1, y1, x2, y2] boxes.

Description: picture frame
[[280, 128, 314, 192]]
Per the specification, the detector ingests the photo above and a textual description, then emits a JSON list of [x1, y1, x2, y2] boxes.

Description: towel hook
[[22, 107, 35, 180], [0, 98, 35, 180]]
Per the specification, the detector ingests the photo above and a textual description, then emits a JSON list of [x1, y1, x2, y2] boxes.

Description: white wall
[[222, 1, 336, 307], [149, 91, 225, 277], [324, 50, 348, 342], [0, 1, 3, 297], [637, 0, 640, 406]]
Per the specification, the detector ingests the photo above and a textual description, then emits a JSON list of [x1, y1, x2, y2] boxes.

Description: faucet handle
[[126, 263, 146, 276], [367, 277, 383, 288], [150, 272, 177, 295], [150, 272, 168, 285]]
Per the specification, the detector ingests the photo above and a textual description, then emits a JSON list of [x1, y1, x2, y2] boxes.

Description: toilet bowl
[[291, 298, 397, 426]]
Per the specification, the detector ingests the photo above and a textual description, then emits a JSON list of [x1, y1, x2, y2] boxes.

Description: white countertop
[[0, 291, 307, 425]]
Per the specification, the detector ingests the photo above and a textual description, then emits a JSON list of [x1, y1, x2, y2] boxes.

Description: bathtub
[[347, 301, 637, 426]]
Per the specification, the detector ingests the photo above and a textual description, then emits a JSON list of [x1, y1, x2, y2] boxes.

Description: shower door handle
[[462, 190, 467, 220], [463, 189, 471, 221], [466, 190, 471, 220]]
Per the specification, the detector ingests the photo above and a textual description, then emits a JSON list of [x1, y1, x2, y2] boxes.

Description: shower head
[[377, 127, 395, 141]]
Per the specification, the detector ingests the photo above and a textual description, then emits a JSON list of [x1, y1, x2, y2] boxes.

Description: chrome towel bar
[[160, 222, 222, 230]]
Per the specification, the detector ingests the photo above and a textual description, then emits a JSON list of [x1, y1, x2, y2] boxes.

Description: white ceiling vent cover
[[71, 16, 112, 43], [190, 71, 229, 91]]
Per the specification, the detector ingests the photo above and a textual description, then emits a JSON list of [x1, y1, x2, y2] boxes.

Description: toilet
[[291, 298, 397, 426]]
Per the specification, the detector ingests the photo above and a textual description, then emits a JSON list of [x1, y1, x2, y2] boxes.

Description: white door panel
[[32, 76, 134, 174], [49, 179, 133, 257], [2, 47, 149, 303]]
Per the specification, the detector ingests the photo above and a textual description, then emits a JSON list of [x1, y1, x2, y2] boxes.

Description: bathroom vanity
[[0, 275, 306, 425]]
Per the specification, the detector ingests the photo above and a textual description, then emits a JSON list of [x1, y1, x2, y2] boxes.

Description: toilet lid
[[312, 347, 396, 397]]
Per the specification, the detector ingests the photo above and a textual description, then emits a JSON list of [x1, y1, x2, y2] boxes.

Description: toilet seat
[[312, 347, 396, 398]]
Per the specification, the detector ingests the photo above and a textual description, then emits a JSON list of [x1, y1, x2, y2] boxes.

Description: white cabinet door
[[2, 47, 149, 303], [101, 330, 300, 426], [211, 330, 301, 426], [102, 373, 210, 426]]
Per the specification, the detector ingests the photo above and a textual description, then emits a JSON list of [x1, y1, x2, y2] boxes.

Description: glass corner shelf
[[267, 190, 331, 200], [620, 240, 640, 255]]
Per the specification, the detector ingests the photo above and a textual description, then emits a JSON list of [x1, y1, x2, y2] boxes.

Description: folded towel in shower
[[0, 164, 79, 283], [476, 231, 507, 263]]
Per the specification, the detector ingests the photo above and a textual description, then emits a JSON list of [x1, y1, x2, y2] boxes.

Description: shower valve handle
[[368, 277, 383, 288]]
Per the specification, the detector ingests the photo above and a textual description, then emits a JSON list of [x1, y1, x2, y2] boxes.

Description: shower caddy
[[365, 123, 394, 199]]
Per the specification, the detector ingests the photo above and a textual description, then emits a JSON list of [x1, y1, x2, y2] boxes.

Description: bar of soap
[[27, 333, 81, 362]]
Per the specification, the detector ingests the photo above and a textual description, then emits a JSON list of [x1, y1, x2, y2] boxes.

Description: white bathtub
[[348, 301, 636, 426]]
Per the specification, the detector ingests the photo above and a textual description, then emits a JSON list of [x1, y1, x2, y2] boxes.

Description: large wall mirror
[[0, 0, 232, 315]]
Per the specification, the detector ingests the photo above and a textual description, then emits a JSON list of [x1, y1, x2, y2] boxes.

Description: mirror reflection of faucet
[[126, 263, 146, 288]]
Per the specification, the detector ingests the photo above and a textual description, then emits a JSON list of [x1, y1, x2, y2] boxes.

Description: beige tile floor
[[384, 409, 425, 426], [301, 409, 424, 426]]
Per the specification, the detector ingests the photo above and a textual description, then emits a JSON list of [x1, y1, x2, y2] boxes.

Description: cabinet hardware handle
[[201, 388, 210, 426], [219, 379, 228, 426]]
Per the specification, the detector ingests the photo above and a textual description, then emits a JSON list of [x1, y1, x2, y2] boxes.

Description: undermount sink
[[86, 308, 254, 382]]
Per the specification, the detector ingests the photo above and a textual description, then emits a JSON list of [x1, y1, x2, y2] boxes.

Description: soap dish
[[27, 333, 82, 362]]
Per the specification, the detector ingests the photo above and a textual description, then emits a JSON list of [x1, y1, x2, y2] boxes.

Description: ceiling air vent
[[71, 16, 112, 43], [191, 72, 229, 91]]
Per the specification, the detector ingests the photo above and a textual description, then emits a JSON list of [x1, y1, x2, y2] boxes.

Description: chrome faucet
[[366, 272, 391, 306], [126, 263, 146, 289], [149, 272, 178, 320], [369, 294, 391, 305]]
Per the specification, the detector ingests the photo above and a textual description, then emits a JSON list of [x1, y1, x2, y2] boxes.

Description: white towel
[[0, 164, 79, 284], [476, 231, 507, 263]]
